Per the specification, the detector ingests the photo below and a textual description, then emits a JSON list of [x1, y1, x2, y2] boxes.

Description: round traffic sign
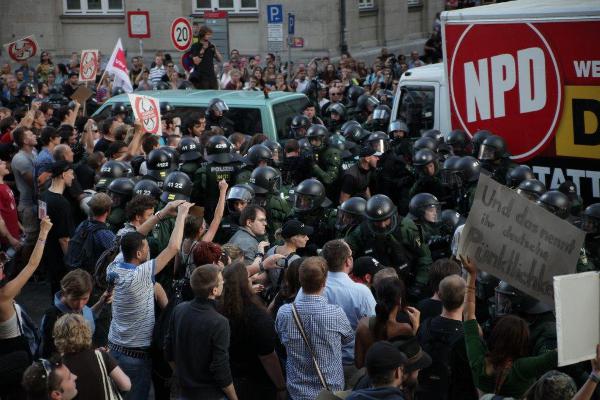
[[170, 17, 193, 52], [449, 23, 562, 162]]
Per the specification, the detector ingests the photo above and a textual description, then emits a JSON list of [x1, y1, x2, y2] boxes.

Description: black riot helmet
[[290, 114, 311, 138], [422, 129, 444, 143], [440, 155, 463, 189], [516, 179, 546, 202], [372, 104, 391, 124], [177, 137, 202, 162], [456, 156, 481, 184], [344, 125, 370, 145], [111, 102, 127, 117], [244, 144, 273, 167], [263, 140, 283, 167], [306, 124, 328, 151], [248, 166, 282, 195], [409, 193, 441, 223], [226, 184, 255, 213], [327, 134, 356, 158], [495, 281, 553, 317], [582, 203, 600, 234], [356, 94, 380, 113], [161, 171, 193, 202], [205, 135, 234, 163], [536, 190, 570, 219], [96, 160, 130, 191], [146, 148, 172, 182], [506, 165, 534, 189], [160, 102, 175, 114], [327, 103, 347, 121], [413, 136, 438, 154], [472, 130, 492, 157], [365, 194, 398, 235], [336, 197, 367, 232], [412, 148, 438, 171], [205, 98, 229, 119], [133, 179, 162, 200], [293, 178, 328, 213], [388, 120, 409, 138], [107, 177, 135, 197], [341, 120, 361, 136], [444, 129, 472, 156], [367, 131, 390, 154], [346, 85, 365, 107], [478, 135, 508, 161], [440, 209, 464, 236]]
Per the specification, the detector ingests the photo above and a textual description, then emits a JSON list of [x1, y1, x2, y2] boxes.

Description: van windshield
[[396, 85, 435, 136], [272, 97, 311, 140]]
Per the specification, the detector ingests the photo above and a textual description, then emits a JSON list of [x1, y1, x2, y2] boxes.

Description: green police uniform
[[235, 167, 253, 185], [408, 175, 445, 200], [179, 161, 202, 178], [362, 119, 388, 133], [293, 207, 337, 255], [107, 207, 126, 233], [311, 147, 342, 186], [345, 217, 432, 287], [192, 161, 241, 221], [255, 192, 293, 243]]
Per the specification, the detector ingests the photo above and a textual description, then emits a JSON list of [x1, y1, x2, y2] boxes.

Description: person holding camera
[[189, 25, 223, 90]]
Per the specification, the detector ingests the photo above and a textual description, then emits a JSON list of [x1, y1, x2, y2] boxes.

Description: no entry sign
[[3, 35, 38, 62], [128, 94, 162, 135], [170, 17, 193, 52], [79, 49, 99, 82]]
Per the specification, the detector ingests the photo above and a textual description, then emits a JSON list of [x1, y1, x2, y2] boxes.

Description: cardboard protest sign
[[554, 272, 600, 366], [3, 35, 39, 62], [128, 94, 162, 135], [458, 174, 585, 305], [79, 49, 99, 82], [71, 86, 94, 104]]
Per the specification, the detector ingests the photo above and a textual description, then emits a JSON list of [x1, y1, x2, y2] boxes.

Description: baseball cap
[[395, 336, 432, 373], [526, 371, 577, 400], [50, 160, 73, 177], [281, 219, 313, 239], [353, 256, 384, 279], [359, 146, 382, 158], [365, 341, 408, 372]]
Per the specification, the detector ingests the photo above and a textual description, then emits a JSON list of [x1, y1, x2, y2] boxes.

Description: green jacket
[[262, 192, 292, 243], [107, 207, 126, 233], [311, 147, 342, 186]]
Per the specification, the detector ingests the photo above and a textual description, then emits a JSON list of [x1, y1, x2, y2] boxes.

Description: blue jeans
[[110, 349, 152, 400]]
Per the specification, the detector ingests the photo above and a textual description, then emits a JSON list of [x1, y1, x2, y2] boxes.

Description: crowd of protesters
[[0, 21, 599, 400]]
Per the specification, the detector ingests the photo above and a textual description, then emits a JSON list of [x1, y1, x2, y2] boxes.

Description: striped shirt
[[149, 65, 165, 84], [276, 294, 354, 400], [107, 259, 156, 348]]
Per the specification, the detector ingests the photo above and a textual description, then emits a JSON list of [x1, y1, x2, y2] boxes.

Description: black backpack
[[93, 236, 121, 291], [416, 317, 464, 400], [64, 220, 107, 274]]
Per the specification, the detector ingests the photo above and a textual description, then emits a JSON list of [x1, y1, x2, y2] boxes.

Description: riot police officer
[[111, 102, 128, 123], [305, 124, 342, 202], [516, 179, 546, 202], [107, 177, 135, 232], [263, 139, 283, 168], [215, 183, 255, 244], [339, 146, 380, 203], [133, 179, 162, 201], [363, 104, 391, 133], [96, 160, 130, 192], [325, 103, 347, 133], [248, 166, 291, 243], [236, 144, 273, 184], [335, 197, 366, 237], [161, 171, 193, 202], [444, 129, 472, 156], [205, 98, 234, 136], [289, 114, 311, 139], [471, 130, 492, 158], [192, 135, 242, 221], [327, 133, 358, 173], [355, 94, 380, 124], [291, 178, 336, 254], [177, 137, 203, 178], [409, 148, 445, 200], [144, 148, 172, 188], [346, 85, 366, 119], [345, 194, 432, 301], [582, 203, 600, 269], [455, 156, 481, 216], [408, 193, 449, 259], [439, 155, 463, 210], [477, 134, 516, 185], [422, 129, 444, 144], [506, 165, 535, 189]]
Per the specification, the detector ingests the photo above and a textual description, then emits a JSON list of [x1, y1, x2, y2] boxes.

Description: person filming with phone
[[189, 25, 223, 90]]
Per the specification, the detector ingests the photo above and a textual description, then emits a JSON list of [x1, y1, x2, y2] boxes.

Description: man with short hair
[[107, 201, 192, 400], [227, 204, 268, 263], [339, 146, 381, 203], [42, 160, 76, 296], [34, 127, 61, 184], [62, 72, 79, 98], [321, 239, 376, 386], [118, 194, 158, 237], [22, 357, 78, 400], [149, 55, 166, 85], [347, 341, 408, 400], [165, 264, 238, 400], [276, 256, 354, 400], [93, 117, 120, 154]]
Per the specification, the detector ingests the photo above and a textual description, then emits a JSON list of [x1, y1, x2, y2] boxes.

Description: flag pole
[[96, 68, 108, 92]]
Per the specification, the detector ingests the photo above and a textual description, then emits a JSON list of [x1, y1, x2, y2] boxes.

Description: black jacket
[[165, 297, 232, 399]]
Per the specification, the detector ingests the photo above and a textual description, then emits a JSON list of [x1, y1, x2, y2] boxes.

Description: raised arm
[[154, 202, 193, 275], [460, 255, 477, 321], [202, 179, 228, 243]]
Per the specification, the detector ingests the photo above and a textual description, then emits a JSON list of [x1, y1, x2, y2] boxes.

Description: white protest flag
[[554, 271, 600, 366], [105, 38, 133, 93]]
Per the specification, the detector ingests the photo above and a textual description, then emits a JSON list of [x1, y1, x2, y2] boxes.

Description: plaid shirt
[[276, 293, 354, 400]]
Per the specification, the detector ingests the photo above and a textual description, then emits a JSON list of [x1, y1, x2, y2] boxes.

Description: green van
[[92, 89, 310, 141]]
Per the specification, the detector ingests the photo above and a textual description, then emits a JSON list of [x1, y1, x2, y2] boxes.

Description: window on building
[[193, 0, 258, 13], [63, 0, 123, 15], [359, 0, 375, 9], [407, 0, 424, 7]]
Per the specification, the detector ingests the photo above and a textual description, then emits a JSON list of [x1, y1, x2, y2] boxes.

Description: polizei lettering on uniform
[[210, 166, 235, 172], [457, 175, 585, 305]]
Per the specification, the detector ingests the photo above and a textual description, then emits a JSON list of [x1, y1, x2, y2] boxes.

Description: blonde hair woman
[[53, 314, 131, 399]]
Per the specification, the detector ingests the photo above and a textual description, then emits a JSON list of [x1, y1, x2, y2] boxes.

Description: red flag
[[106, 38, 133, 93]]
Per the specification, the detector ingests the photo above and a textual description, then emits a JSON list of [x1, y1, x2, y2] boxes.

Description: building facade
[[0, 0, 443, 64]]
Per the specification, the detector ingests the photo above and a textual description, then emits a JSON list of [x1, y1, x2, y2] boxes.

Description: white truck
[[392, 0, 600, 204]]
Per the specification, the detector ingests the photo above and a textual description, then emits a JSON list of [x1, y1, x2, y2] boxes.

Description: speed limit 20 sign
[[170, 17, 193, 52]]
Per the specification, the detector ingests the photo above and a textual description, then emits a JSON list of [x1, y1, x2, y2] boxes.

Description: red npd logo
[[8, 38, 38, 61], [135, 97, 160, 133], [450, 23, 562, 161]]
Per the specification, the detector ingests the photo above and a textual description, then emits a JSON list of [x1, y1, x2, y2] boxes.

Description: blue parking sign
[[267, 4, 283, 24]]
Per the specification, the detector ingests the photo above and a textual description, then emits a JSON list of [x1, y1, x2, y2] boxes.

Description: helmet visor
[[367, 213, 398, 235], [441, 170, 463, 189], [516, 188, 540, 202], [212, 101, 229, 112], [581, 214, 599, 233], [494, 290, 514, 317], [294, 193, 317, 212], [372, 109, 390, 121], [370, 139, 389, 154], [335, 209, 361, 231], [478, 144, 496, 161], [423, 204, 441, 223]]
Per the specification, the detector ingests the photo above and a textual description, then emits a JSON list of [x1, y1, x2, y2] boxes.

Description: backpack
[[64, 220, 107, 274], [416, 317, 464, 400], [94, 236, 121, 291]]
